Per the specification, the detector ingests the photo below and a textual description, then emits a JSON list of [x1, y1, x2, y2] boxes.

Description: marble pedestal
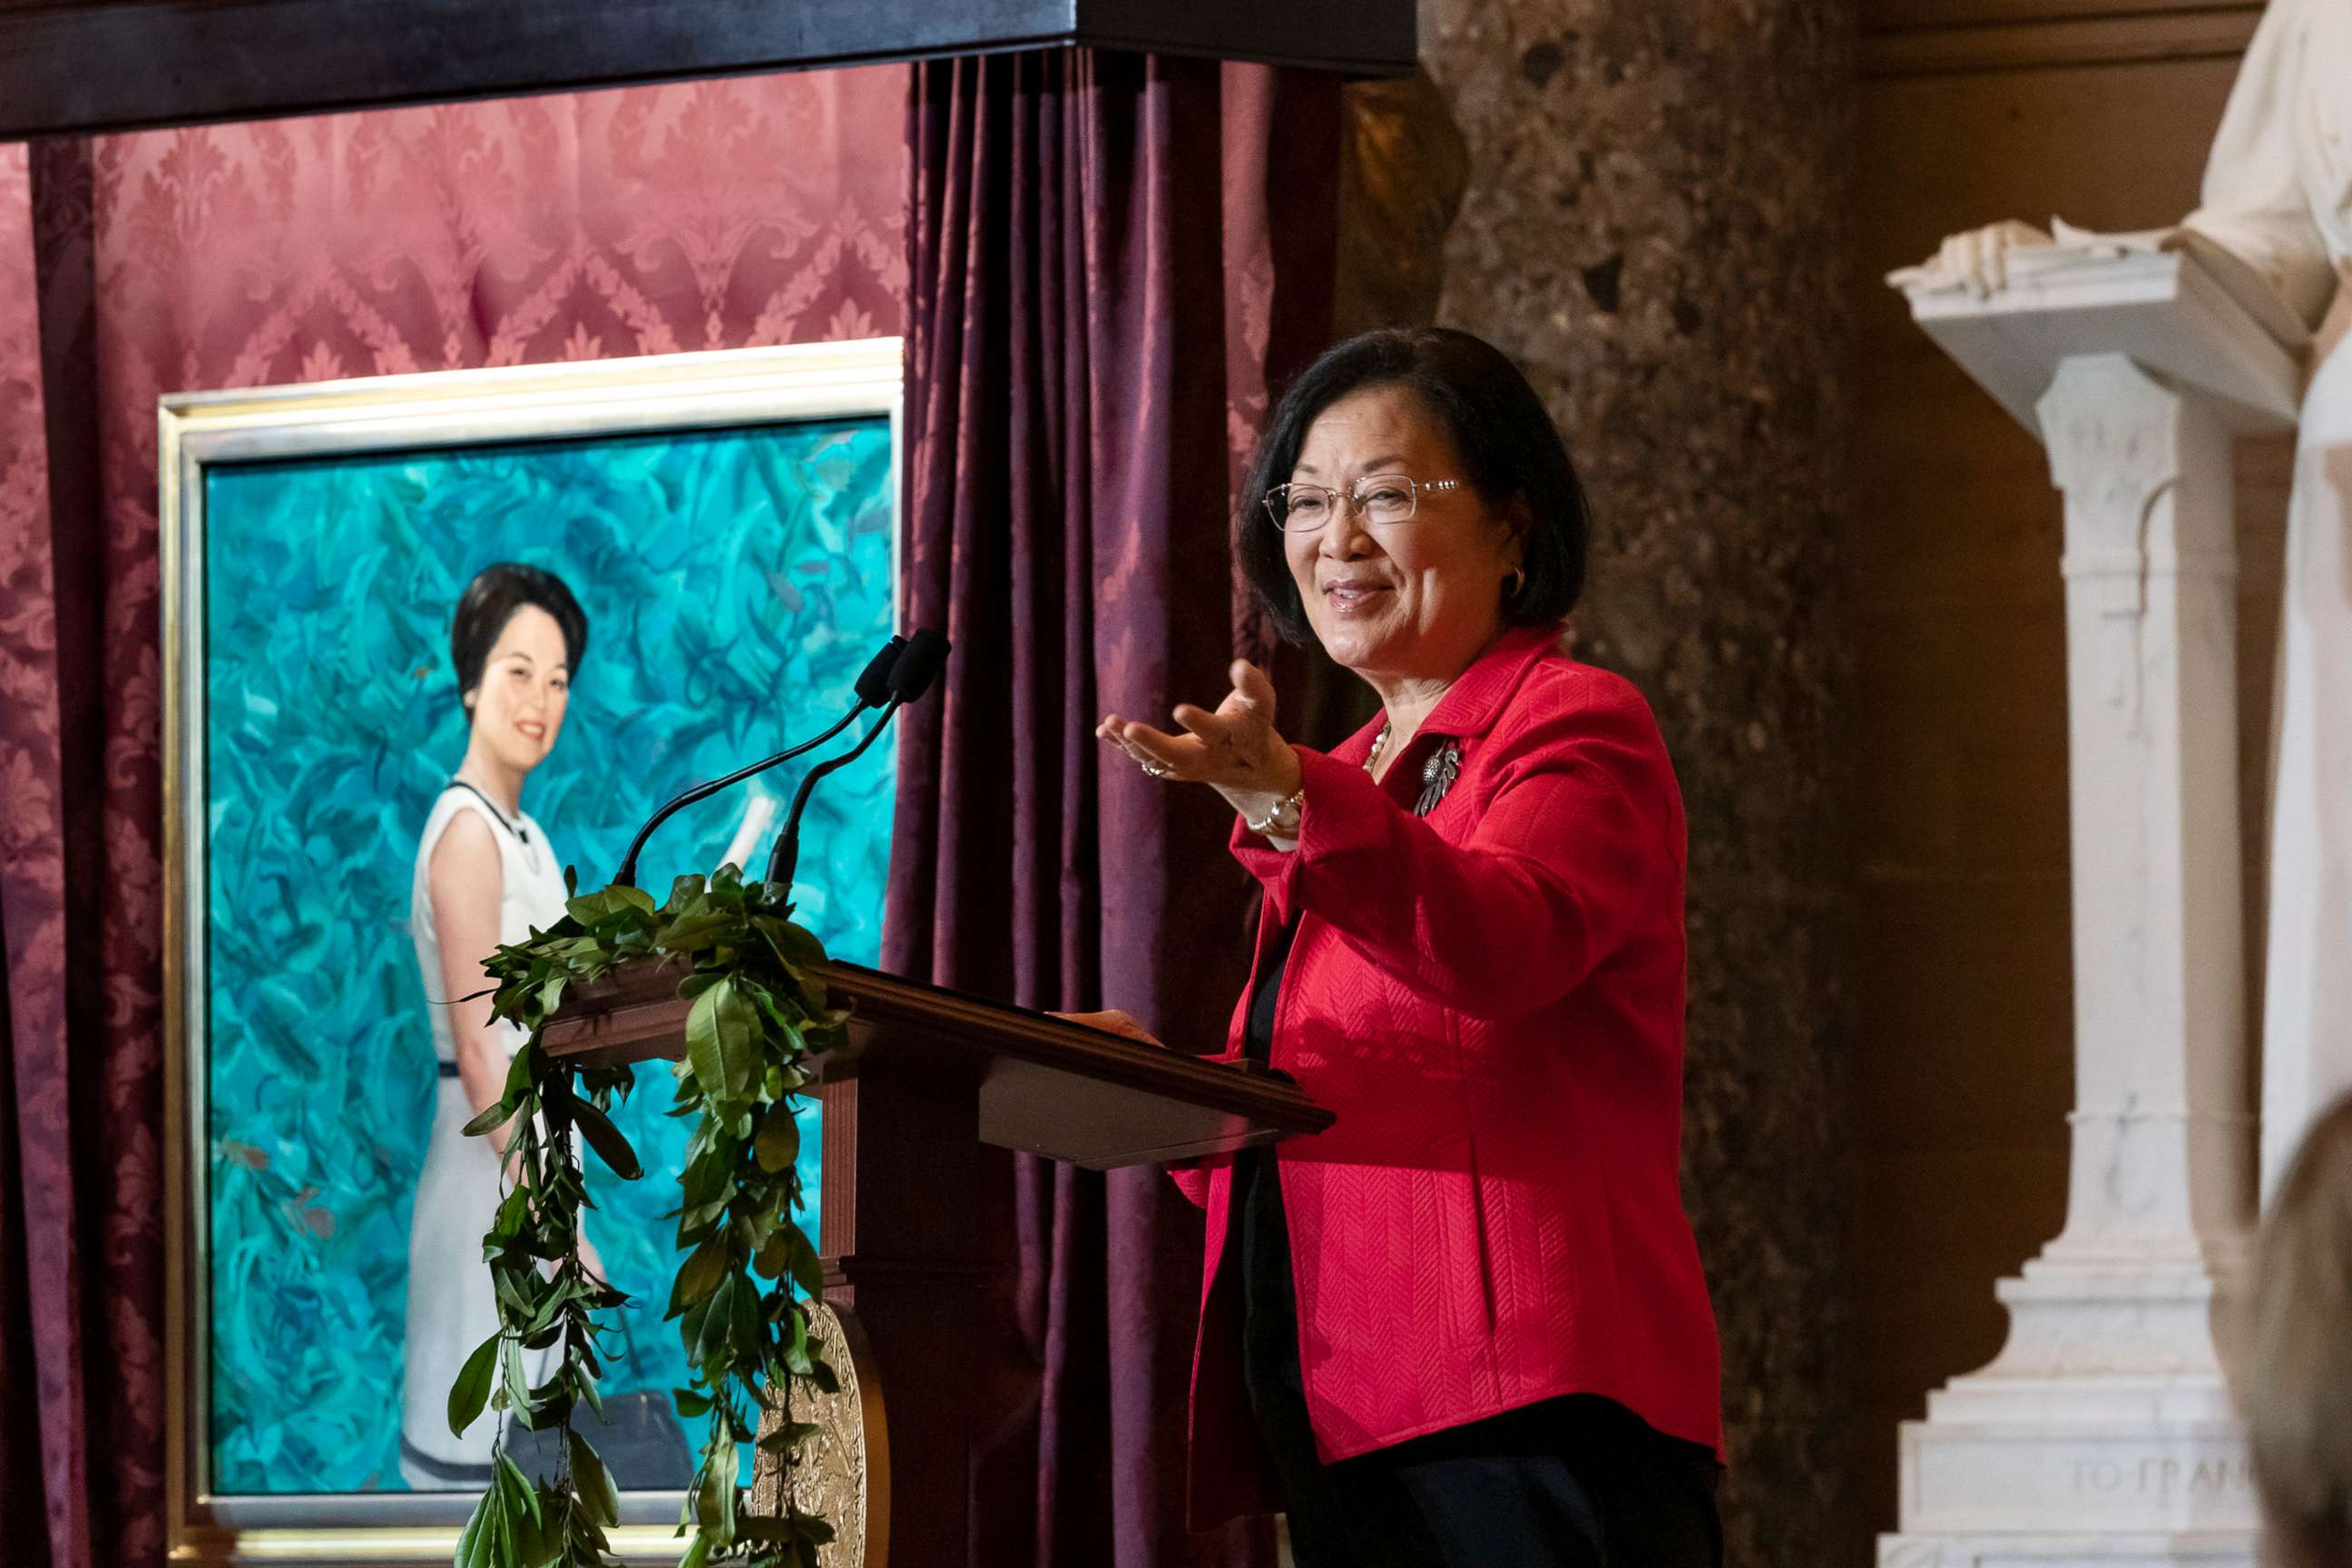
[[1880, 249, 2304, 1568]]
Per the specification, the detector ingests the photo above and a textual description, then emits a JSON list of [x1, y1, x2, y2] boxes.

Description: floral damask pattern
[[1, 68, 906, 1568], [0, 138, 91, 1568]]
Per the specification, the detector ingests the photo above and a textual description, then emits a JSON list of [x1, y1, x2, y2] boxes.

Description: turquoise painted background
[[201, 417, 895, 1494]]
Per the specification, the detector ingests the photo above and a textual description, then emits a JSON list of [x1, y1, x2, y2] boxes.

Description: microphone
[[610, 634, 906, 888], [766, 629, 950, 893]]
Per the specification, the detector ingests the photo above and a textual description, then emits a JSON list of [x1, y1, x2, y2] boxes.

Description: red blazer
[[1176, 626, 1721, 1530]]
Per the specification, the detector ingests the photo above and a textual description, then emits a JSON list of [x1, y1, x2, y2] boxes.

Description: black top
[[1230, 922, 1305, 1459]]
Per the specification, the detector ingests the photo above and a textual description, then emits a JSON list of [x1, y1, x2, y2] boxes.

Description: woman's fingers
[[1171, 701, 1229, 740], [1099, 714, 1200, 775], [1051, 1008, 1162, 1045], [1232, 660, 1277, 714]]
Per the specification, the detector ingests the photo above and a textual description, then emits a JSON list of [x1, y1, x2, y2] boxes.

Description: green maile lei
[[443, 863, 848, 1568]]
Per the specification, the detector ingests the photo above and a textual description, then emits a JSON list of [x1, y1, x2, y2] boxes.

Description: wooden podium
[[538, 959, 1332, 1568]]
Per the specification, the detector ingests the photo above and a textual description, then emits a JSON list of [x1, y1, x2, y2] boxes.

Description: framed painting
[[159, 339, 903, 1562]]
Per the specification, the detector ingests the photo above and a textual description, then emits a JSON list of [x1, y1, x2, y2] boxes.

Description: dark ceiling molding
[[1860, 4, 2260, 77], [0, 0, 1415, 141]]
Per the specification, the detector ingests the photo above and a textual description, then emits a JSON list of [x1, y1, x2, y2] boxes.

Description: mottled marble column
[[1417, 1, 1859, 1562]]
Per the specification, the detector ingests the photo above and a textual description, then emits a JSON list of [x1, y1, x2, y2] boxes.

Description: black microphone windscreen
[[887, 629, 952, 704], [854, 634, 907, 708]]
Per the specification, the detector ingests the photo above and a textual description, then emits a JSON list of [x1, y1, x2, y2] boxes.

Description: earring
[[1505, 567, 1526, 598]]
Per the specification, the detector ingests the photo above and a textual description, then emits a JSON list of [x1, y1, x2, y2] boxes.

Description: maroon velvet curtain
[[889, 52, 1337, 1568]]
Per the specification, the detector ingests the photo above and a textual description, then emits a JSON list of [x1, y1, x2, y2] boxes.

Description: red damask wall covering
[[0, 69, 906, 1567]]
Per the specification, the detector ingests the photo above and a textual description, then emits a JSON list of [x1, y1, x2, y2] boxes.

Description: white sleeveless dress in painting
[[397, 786, 571, 1488]]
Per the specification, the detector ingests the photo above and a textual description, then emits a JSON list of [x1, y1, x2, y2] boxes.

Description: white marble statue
[[1906, 0, 2349, 1200]]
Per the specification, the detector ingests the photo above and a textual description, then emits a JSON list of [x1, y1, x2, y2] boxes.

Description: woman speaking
[[1093, 328, 1722, 1565]]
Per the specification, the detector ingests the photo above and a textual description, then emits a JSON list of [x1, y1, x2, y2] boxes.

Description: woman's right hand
[[1053, 1009, 1165, 1048]]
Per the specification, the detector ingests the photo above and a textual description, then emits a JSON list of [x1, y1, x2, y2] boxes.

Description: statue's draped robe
[[2184, 0, 2352, 1192]]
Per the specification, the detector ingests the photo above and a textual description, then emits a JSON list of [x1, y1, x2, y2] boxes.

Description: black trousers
[[1270, 1393, 1723, 1568]]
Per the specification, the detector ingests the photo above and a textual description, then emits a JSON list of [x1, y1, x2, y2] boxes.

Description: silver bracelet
[[1244, 785, 1306, 838]]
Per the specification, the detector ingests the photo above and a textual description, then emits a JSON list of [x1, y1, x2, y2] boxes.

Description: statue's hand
[[1890, 219, 2053, 299]]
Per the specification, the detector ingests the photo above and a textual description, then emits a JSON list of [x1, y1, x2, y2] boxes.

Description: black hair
[[1236, 327, 1590, 643], [450, 562, 589, 713]]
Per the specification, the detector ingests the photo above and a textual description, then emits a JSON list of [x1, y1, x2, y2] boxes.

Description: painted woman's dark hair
[[449, 562, 589, 713]]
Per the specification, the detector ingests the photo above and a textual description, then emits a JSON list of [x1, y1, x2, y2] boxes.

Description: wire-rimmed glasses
[[1262, 474, 1462, 532]]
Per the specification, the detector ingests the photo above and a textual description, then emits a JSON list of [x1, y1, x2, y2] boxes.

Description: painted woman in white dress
[[398, 563, 597, 1489]]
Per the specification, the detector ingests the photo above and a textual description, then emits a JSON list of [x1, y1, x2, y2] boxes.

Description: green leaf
[[501, 1337, 532, 1422], [461, 1098, 514, 1139], [503, 1042, 539, 1100], [752, 915, 828, 969], [695, 1274, 738, 1369], [495, 1446, 541, 1525], [667, 1239, 730, 1318], [714, 984, 756, 1101], [684, 981, 731, 1101], [571, 1098, 643, 1181], [756, 1420, 826, 1454], [729, 1268, 764, 1360], [495, 1450, 554, 1564], [570, 1427, 622, 1527], [446, 1331, 502, 1436], [676, 1534, 712, 1568], [454, 1484, 500, 1568], [673, 1387, 714, 1418], [779, 1225, 824, 1300], [779, 1307, 813, 1377], [694, 1456, 733, 1535], [492, 1186, 531, 1243], [567, 884, 656, 927], [753, 1106, 799, 1174]]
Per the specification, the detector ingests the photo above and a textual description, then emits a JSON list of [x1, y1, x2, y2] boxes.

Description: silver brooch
[[1416, 741, 1461, 817]]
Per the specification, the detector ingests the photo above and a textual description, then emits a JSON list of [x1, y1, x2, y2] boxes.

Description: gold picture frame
[[159, 338, 903, 1565]]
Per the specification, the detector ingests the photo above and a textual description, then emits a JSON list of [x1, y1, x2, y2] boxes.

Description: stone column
[[1879, 348, 2265, 1565], [1877, 231, 2309, 1562], [1416, 0, 1859, 1559]]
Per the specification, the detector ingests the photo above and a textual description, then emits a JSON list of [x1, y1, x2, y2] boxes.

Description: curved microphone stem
[[611, 705, 866, 888], [766, 699, 904, 892]]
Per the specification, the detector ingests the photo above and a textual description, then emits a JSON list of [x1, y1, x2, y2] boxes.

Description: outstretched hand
[[1095, 660, 1304, 807]]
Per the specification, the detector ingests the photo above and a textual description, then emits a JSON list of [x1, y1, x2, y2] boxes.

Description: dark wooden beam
[[0, 0, 1414, 140]]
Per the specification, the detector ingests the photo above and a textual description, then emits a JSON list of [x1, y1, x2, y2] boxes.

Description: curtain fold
[[890, 51, 1337, 1568]]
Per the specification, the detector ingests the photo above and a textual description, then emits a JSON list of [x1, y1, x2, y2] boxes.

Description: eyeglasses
[[1262, 474, 1462, 532]]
